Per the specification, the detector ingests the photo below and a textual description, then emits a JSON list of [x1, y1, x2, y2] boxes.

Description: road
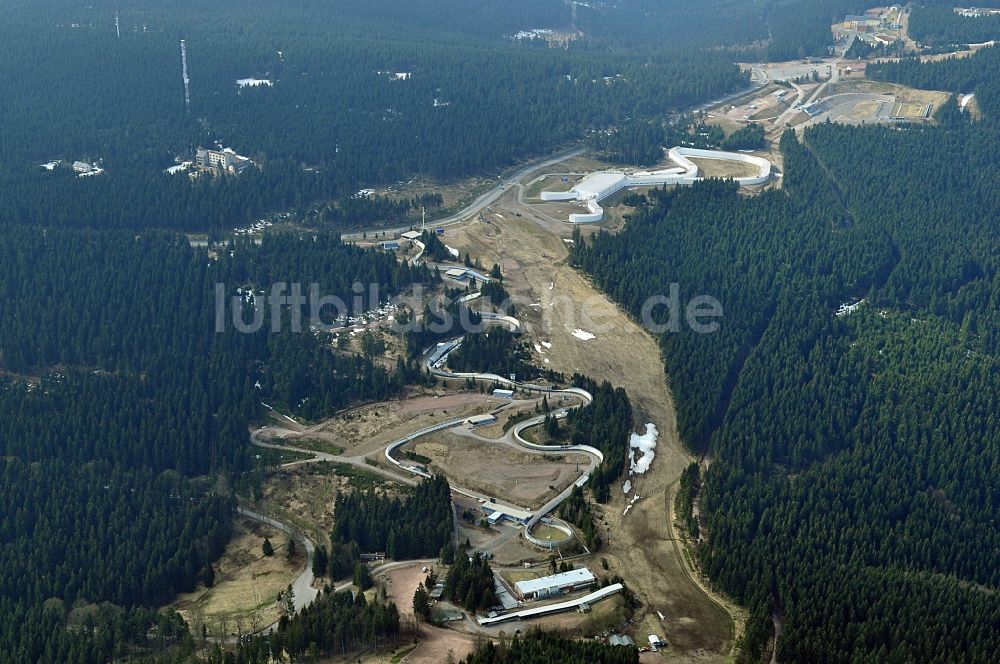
[[236, 508, 318, 613], [341, 145, 587, 242]]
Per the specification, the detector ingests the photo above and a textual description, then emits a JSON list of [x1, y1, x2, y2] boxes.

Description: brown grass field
[[170, 518, 301, 640]]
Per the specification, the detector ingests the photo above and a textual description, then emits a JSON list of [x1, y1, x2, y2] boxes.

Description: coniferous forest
[[330, 475, 454, 562], [5, 0, 1000, 662], [573, 59, 1000, 659], [0, 227, 436, 661]]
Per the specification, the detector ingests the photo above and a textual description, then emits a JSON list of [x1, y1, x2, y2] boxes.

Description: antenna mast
[[180, 40, 191, 114]]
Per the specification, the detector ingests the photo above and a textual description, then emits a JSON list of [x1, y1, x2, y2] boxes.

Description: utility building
[[513, 568, 597, 601], [481, 501, 532, 525]]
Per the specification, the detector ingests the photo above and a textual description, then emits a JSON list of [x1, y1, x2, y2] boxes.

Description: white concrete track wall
[[542, 146, 773, 223]]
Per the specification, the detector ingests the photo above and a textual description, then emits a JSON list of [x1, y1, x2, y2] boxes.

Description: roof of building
[[445, 267, 468, 278], [467, 414, 497, 425], [401, 230, 422, 240], [514, 568, 596, 596], [481, 501, 533, 522], [477, 583, 623, 626], [609, 635, 634, 646], [493, 388, 514, 396], [648, 634, 663, 645]]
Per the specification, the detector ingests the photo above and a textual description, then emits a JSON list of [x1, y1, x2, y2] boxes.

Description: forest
[[460, 631, 637, 664], [330, 475, 454, 562], [0, 227, 441, 661], [563, 377, 634, 503], [574, 68, 1000, 659], [0, 1, 748, 232], [200, 587, 401, 664], [444, 551, 499, 613], [447, 329, 537, 380], [906, 3, 1000, 46]]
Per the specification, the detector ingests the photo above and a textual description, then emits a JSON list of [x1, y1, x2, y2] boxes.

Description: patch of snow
[[571, 328, 596, 341], [165, 161, 192, 175], [835, 298, 865, 317], [445, 244, 460, 258], [540, 341, 552, 349], [623, 479, 632, 494], [628, 423, 658, 475], [237, 78, 273, 88]]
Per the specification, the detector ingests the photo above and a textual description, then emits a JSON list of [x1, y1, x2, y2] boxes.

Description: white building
[[541, 147, 772, 223], [481, 501, 533, 525], [493, 389, 514, 399], [196, 147, 253, 174], [514, 568, 597, 601], [466, 414, 497, 427]]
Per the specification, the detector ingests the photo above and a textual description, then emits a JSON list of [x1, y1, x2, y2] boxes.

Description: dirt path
[[442, 187, 740, 659]]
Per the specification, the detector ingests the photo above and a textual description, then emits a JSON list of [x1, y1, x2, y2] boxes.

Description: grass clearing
[[170, 518, 300, 639]]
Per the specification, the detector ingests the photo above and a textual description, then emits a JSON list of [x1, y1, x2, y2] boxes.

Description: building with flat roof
[[514, 567, 597, 601], [445, 267, 469, 280], [466, 414, 497, 427], [401, 230, 422, 240], [493, 389, 514, 399], [379, 240, 400, 250], [608, 635, 635, 647], [196, 147, 253, 174], [481, 501, 533, 525]]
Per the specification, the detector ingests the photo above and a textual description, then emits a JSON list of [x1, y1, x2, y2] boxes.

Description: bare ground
[[410, 431, 589, 509], [382, 563, 478, 664], [442, 185, 741, 659]]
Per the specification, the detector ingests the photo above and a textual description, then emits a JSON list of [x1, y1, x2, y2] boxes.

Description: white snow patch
[[623, 479, 632, 495], [445, 244, 460, 258], [165, 161, 192, 175], [628, 423, 658, 475], [572, 328, 596, 341], [622, 493, 641, 516], [540, 341, 552, 349], [237, 78, 273, 88], [835, 298, 865, 317]]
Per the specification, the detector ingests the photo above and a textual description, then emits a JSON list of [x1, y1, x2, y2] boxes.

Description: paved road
[[341, 145, 587, 241], [251, 426, 418, 486], [236, 508, 318, 613]]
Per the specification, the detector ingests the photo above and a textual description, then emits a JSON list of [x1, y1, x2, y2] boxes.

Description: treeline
[[868, 44, 1000, 116], [204, 587, 401, 664], [721, 123, 765, 151], [444, 551, 498, 612], [907, 3, 1000, 46], [330, 475, 453, 562], [564, 377, 633, 503], [674, 462, 700, 539], [0, 1, 748, 231], [461, 631, 637, 664], [321, 192, 444, 228], [559, 486, 602, 550], [0, 227, 438, 660], [574, 105, 1000, 660], [447, 329, 536, 379]]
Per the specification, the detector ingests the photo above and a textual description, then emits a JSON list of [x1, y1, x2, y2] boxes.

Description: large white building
[[481, 501, 533, 525], [196, 147, 253, 174], [514, 567, 597, 601], [541, 147, 772, 223]]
